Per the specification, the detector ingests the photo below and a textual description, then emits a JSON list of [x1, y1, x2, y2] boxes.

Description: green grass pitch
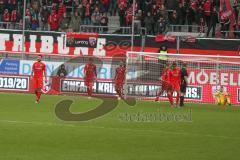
[[0, 92, 240, 160]]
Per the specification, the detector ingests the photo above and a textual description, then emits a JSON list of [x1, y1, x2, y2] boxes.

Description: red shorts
[[162, 81, 173, 91], [115, 81, 124, 90], [34, 77, 43, 90], [85, 79, 94, 87], [172, 82, 180, 91]]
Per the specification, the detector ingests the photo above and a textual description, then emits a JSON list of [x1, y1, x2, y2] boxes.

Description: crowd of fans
[[0, 0, 239, 38]]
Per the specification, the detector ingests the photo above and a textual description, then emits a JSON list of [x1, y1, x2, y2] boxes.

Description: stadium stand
[[0, 0, 239, 38]]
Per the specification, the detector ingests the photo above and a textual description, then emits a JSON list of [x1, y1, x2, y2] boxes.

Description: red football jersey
[[84, 63, 97, 79], [161, 68, 172, 82], [32, 62, 46, 78], [115, 66, 126, 83], [170, 67, 181, 83]]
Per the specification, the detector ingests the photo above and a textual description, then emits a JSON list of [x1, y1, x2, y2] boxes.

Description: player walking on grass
[[170, 62, 181, 107], [31, 55, 47, 103], [115, 61, 126, 100], [84, 58, 97, 98], [155, 63, 174, 107], [180, 63, 189, 107]]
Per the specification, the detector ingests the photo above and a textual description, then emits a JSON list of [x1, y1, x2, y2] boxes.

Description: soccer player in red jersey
[[115, 61, 126, 100], [31, 55, 47, 103], [170, 62, 181, 106], [155, 63, 174, 106], [84, 58, 97, 98]]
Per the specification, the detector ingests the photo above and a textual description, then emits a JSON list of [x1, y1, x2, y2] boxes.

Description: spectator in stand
[[152, 4, 158, 21], [177, 2, 186, 30], [233, 0, 240, 24], [134, 10, 142, 33], [30, 10, 40, 30], [0, 0, 228, 34], [144, 0, 153, 13], [2, 9, 10, 28], [100, 12, 108, 32], [144, 11, 154, 35], [69, 10, 81, 32], [203, 0, 212, 29], [207, 6, 219, 37], [156, 15, 167, 34], [40, 6, 50, 31], [125, 5, 133, 27], [12, 0, 17, 10], [169, 10, 179, 31], [165, 0, 178, 11], [30, 1, 41, 30], [58, 1, 66, 18], [91, 7, 101, 29], [82, 0, 88, 7], [30, 10, 39, 30], [196, 5, 204, 25], [51, 2, 57, 13], [198, 17, 205, 33], [220, 15, 230, 38], [16, 18, 23, 29], [59, 12, 70, 32], [84, 2, 91, 25], [101, 0, 109, 13], [156, 0, 162, 6], [6, 0, 17, 13], [63, 0, 72, 13], [109, 0, 117, 16], [94, 0, 103, 12], [0, 0, 4, 22], [10, 9, 17, 29], [186, 5, 195, 32], [48, 10, 60, 31], [118, 0, 127, 27], [233, 22, 240, 38], [25, 8, 31, 30], [76, 4, 85, 21], [72, 0, 80, 9], [151, 3, 161, 32], [158, 2, 167, 18], [191, 0, 198, 10]]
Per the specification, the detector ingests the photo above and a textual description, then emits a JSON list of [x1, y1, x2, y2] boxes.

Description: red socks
[[176, 92, 180, 105], [87, 87, 92, 96], [116, 89, 123, 99], [36, 91, 42, 101], [167, 93, 174, 106]]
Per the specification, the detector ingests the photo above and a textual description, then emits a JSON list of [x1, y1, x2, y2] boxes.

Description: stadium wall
[[0, 30, 239, 57], [1, 59, 240, 105]]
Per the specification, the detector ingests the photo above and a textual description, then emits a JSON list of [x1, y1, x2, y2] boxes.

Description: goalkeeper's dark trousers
[[180, 84, 186, 106], [180, 96, 184, 106]]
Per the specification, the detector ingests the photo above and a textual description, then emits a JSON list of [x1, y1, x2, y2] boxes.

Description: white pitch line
[[0, 119, 239, 140]]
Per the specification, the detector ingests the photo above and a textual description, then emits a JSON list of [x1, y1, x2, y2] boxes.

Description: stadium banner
[[0, 59, 20, 74], [0, 58, 240, 104], [19, 60, 119, 79], [0, 30, 239, 57], [66, 32, 99, 48], [60, 79, 202, 100], [0, 73, 239, 104], [0, 75, 29, 92], [220, 0, 235, 20]]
